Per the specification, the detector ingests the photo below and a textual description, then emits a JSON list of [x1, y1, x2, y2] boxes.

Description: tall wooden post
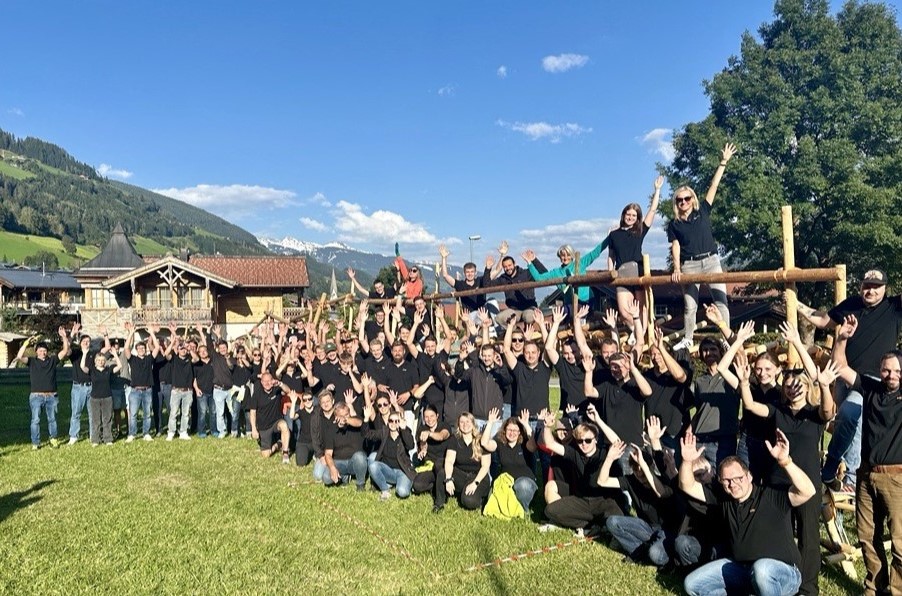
[[782, 206, 799, 366], [643, 254, 654, 345], [834, 264, 847, 303]]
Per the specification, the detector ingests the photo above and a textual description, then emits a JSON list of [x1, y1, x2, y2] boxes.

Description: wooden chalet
[[74, 225, 309, 337], [0, 265, 84, 316]]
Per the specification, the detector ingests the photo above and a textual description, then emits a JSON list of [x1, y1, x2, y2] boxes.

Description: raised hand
[[498, 240, 508, 256], [581, 353, 595, 371], [778, 321, 800, 344], [438, 244, 449, 259], [603, 308, 618, 330], [606, 440, 626, 461], [816, 361, 840, 386], [839, 315, 858, 340], [487, 407, 501, 425], [680, 426, 705, 463], [540, 408, 556, 427], [551, 305, 565, 324], [646, 416, 666, 443], [654, 175, 664, 191], [703, 304, 724, 325], [735, 320, 755, 342], [576, 305, 590, 320], [765, 428, 791, 465], [346, 267, 356, 279], [521, 249, 536, 263], [735, 350, 751, 383], [721, 142, 738, 163]]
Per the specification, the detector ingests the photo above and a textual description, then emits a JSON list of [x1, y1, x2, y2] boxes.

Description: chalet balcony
[[80, 306, 213, 335], [5, 301, 84, 315]]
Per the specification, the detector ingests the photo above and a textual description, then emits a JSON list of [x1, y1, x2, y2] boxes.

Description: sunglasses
[[377, 402, 390, 408], [410, 268, 419, 273], [301, 397, 313, 402], [575, 437, 596, 445], [388, 418, 401, 424], [675, 196, 692, 204], [511, 337, 525, 343]]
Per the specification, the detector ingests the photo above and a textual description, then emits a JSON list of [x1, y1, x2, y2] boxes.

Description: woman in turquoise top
[[522, 237, 609, 317]]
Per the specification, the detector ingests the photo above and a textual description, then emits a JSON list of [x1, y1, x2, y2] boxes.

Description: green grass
[[0, 384, 864, 595], [0, 230, 98, 268], [0, 159, 36, 180], [130, 235, 172, 256]]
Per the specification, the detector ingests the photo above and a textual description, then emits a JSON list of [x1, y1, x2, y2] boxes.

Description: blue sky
[[2, 1, 891, 267]]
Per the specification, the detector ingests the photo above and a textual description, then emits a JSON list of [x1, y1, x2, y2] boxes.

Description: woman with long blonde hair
[[433, 412, 491, 513]]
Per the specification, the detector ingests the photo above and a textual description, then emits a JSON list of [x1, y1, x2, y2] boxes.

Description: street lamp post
[[468, 235, 481, 264]]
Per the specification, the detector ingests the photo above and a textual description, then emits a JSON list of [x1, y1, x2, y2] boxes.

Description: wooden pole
[[643, 254, 654, 345], [835, 264, 847, 303], [782, 206, 799, 366]]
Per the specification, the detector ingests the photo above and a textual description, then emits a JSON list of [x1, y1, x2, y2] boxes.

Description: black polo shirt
[[763, 403, 825, 487], [666, 201, 718, 259], [89, 366, 114, 399], [169, 355, 195, 389], [361, 353, 390, 386], [644, 368, 691, 438], [314, 359, 343, 390], [193, 360, 214, 394], [448, 436, 482, 474], [741, 385, 781, 440], [28, 355, 59, 393], [496, 441, 533, 480], [559, 444, 615, 498], [70, 349, 94, 384], [324, 422, 364, 460], [231, 362, 252, 386], [828, 295, 902, 376], [554, 358, 585, 411], [422, 422, 451, 463], [453, 277, 487, 312], [511, 361, 551, 417], [250, 383, 284, 430], [296, 407, 315, 443], [702, 484, 802, 567], [856, 374, 902, 466], [128, 354, 154, 388], [591, 377, 646, 447], [385, 360, 419, 408]]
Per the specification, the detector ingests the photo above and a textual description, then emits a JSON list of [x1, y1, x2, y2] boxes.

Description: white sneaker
[[166, 433, 175, 441], [125, 435, 136, 443], [537, 523, 564, 533], [671, 337, 693, 352], [143, 434, 153, 442], [32, 444, 39, 451], [67, 437, 78, 446], [92, 443, 99, 448], [179, 433, 191, 441], [105, 442, 114, 446]]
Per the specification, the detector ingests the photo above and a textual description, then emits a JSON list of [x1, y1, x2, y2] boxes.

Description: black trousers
[[434, 467, 490, 510], [544, 495, 624, 530]]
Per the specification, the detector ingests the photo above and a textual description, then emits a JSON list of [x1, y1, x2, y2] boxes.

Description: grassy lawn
[[0, 230, 98, 268], [0, 383, 864, 595], [0, 159, 35, 180], [130, 235, 173, 257]]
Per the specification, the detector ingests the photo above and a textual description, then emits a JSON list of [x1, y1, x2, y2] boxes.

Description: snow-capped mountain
[[257, 235, 443, 279]]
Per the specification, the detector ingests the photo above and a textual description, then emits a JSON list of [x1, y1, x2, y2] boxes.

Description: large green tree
[[664, 0, 902, 306]]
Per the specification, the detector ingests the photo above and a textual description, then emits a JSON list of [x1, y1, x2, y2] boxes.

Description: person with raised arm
[[831, 314, 902, 596], [80, 344, 122, 446], [668, 143, 737, 351], [643, 327, 692, 456], [680, 426, 815, 596], [480, 407, 538, 514], [122, 321, 161, 442], [439, 244, 492, 322], [11, 327, 71, 449]]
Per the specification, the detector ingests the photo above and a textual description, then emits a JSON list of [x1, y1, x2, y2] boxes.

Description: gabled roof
[[0, 267, 82, 290], [101, 255, 237, 289], [189, 256, 309, 288], [75, 223, 145, 278]]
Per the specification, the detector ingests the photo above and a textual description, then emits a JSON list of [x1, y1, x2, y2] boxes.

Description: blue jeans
[[68, 383, 93, 439], [322, 451, 369, 488], [29, 393, 58, 445], [606, 516, 671, 566], [168, 389, 193, 435], [196, 392, 213, 437], [513, 476, 538, 512], [684, 558, 801, 596], [213, 387, 230, 437], [823, 384, 863, 486], [313, 457, 328, 482], [368, 461, 413, 498], [679, 254, 730, 343], [697, 436, 737, 469], [674, 534, 703, 567], [127, 387, 153, 437], [155, 383, 171, 434]]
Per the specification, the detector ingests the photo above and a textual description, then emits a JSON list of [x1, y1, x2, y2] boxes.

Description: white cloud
[[496, 65, 508, 79], [519, 218, 671, 269], [299, 217, 329, 232], [496, 119, 592, 143], [542, 53, 589, 73], [330, 200, 459, 249], [304, 191, 331, 207], [97, 163, 134, 180], [151, 184, 298, 217], [7, 107, 24, 117], [437, 84, 456, 97], [639, 128, 675, 162]]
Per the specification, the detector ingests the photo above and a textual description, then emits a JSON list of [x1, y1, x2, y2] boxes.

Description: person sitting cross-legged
[[366, 411, 416, 500]]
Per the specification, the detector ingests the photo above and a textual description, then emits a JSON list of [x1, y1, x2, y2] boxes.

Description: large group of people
[[12, 144, 902, 596]]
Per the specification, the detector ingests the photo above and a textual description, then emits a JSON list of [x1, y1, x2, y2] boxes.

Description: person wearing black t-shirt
[[832, 318, 902, 595], [439, 245, 494, 323], [12, 327, 70, 449], [290, 390, 317, 466], [80, 349, 123, 446], [668, 143, 736, 351], [123, 322, 161, 442], [798, 269, 902, 492], [248, 373, 293, 463], [480, 408, 538, 514], [411, 404, 452, 497], [322, 402, 367, 489], [607, 176, 662, 332], [738, 347, 836, 596], [163, 328, 199, 440], [434, 413, 491, 513], [540, 410, 626, 533], [503, 311, 552, 421], [680, 427, 815, 596], [643, 328, 691, 456]]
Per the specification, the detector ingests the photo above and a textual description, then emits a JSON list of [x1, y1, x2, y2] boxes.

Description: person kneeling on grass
[[480, 407, 538, 515], [433, 413, 491, 513], [322, 402, 368, 490], [248, 372, 293, 464], [366, 411, 416, 500]]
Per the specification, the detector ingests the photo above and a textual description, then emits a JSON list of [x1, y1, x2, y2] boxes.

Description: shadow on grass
[[474, 529, 509, 596], [821, 557, 864, 594], [0, 479, 57, 523]]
